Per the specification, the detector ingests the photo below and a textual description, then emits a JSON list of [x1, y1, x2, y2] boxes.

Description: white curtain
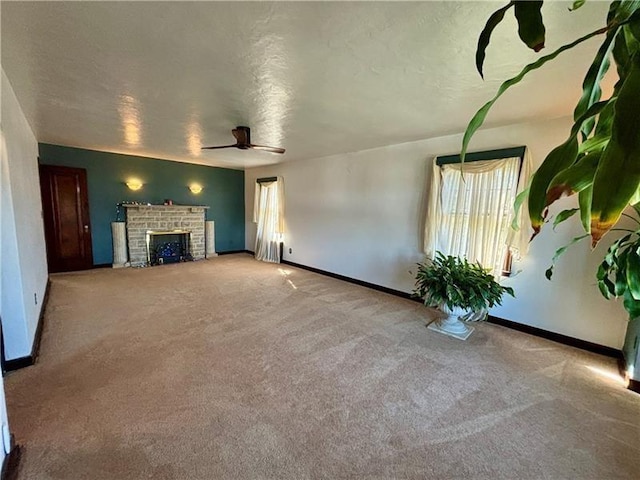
[[424, 151, 532, 277], [253, 177, 285, 263], [505, 148, 533, 260]]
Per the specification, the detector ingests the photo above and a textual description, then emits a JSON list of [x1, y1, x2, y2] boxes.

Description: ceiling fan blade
[[250, 144, 286, 154], [232, 127, 250, 145], [201, 144, 238, 150]]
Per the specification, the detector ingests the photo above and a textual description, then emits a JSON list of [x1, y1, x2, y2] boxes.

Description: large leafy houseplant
[[462, 0, 640, 317], [595, 205, 640, 317], [413, 252, 515, 315]]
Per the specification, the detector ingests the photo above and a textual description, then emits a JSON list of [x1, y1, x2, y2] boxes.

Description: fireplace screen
[[146, 230, 193, 266]]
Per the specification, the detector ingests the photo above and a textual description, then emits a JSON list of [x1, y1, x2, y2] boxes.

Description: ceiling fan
[[202, 126, 285, 154]]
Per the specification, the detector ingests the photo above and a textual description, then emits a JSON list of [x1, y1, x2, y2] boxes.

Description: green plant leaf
[[579, 135, 610, 154], [611, 8, 640, 82], [553, 234, 590, 264], [553, 209, 580, 230], [599, 276, 616, 299], [629, 185, 640, 206], [579, 96, 616, 155], [573, 29, 616, 140], [505, 90, 605, 236], [593, 228, 638, 303], [597, 260, 608, 281], [579, 185, 593, 233], [546, 151, 602, 205], [607, 0, 621, 22], [461, 24, 610, 161], [613, 25, 634, 81], [510, 186, 530, 231], [476, 2, 515, 78], [514, 1, 546, 52], [612, 0, 640, 24], [529, 138, 579, 236], [624, 289, 640, 318], [545, 266, 554, 280], [603, 233, 632, 266], [594, 96, 618, 136], [590, 53, 640, 245], [569, 0, 587, 11], [630, 9, 640, 41], [615, 249, 630, 295], [626, 247, 640, 299], [545, 234, 590, 280]]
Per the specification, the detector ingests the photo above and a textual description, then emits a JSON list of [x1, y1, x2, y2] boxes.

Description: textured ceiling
[[1, 1, 611, 169]]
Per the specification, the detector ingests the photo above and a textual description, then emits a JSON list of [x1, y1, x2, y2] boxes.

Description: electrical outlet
[[34, 293, 38, 305], [289, 247, 292, 254]]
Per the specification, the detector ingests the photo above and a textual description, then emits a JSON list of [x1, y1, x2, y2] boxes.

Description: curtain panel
[[424, 149, 532, 276], [253, 177, 285, 263]]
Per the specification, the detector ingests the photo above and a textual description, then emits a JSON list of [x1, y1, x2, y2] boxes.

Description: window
[[253, 177, 285, 263], [424, 147, 530, 277]]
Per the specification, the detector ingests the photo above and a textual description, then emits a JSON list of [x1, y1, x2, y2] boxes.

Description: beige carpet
[[4, 254, 639, 479]]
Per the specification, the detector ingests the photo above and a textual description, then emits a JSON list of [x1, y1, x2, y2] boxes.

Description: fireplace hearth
[[146, 230, 192, 266]]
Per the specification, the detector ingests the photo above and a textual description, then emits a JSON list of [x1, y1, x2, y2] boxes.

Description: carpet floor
[[4, 254, 639, 479]]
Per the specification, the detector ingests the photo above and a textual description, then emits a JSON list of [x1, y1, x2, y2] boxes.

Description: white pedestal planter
[[111, 222, 128, 268], [205, 220, 218, 258], [427, 305, 474, 340]]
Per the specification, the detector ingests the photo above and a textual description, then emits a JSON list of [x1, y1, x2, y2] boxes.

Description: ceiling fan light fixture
[[202, 126, 285, 154]]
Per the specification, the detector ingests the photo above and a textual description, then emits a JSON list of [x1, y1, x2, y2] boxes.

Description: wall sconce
[[126, 178, 143, 191], [189, 183, 203, 194]]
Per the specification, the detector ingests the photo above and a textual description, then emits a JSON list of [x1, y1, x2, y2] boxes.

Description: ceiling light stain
[[118, 94, 142, 147], [249, 32, 291, 148], [186, 117, 203, 157]]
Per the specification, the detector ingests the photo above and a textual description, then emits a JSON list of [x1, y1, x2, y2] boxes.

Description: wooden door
[[39, 165, 93, 272]]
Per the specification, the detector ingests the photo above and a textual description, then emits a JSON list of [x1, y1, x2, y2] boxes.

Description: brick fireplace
[[124, 204, 207, 266]]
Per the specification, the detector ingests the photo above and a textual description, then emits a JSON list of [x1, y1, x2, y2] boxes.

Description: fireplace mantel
[[124, 205, 208, 266], [122, 204, 210, 210]]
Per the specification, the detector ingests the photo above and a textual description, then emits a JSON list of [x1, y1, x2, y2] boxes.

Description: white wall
[[245, 116, 628, 349], [1, 68, 49, 360], [0, 91, 10, 465], [0, 68, 44, 460]]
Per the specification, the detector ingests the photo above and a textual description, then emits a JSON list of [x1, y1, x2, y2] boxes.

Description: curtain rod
[[256, 176, 278, 184], [436, 146, 526, 166]]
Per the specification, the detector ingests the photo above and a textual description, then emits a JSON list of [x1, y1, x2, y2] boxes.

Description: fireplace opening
[[146, 230, 193, 266]]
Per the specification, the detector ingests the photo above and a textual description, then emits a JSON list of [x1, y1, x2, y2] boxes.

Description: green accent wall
[[38, 144, 245, 265]]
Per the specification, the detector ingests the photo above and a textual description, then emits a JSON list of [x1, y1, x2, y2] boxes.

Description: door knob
[[84, 225, 89, 232]]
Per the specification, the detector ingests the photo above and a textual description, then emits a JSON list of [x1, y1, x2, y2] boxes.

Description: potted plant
[[413, 252, 515, 340], [462, 1, 640, 297], [461, 2, 639, 386]]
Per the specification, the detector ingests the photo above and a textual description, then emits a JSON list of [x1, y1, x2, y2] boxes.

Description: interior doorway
[[39, 164, 93, 272]]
